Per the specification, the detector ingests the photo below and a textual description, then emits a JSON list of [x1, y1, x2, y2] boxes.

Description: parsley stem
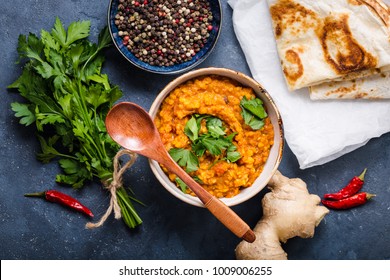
[[56, 153, 79, 161], [84, 133, 104, 159], [72, 79, 107, 163], [117, 192, 135, 228], [116, 187, 142, 228]]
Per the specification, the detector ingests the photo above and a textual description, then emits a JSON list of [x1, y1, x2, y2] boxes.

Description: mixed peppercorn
[[114, 0, 214, 66]]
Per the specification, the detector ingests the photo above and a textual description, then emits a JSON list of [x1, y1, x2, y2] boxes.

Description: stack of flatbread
[[267, 0, 390, 99]]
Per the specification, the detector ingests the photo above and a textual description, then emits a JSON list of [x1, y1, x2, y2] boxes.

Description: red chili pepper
[[323, 168, 367, 200], [321, 192, 375, 210], [25, 190, 94, 217]]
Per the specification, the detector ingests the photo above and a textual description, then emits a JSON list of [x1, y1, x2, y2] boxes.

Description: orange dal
[[155, 75, 274, 198]]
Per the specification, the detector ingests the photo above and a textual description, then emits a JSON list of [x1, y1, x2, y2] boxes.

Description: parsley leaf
[[56, 155, 92, 188], [11, 102, 36, 125], [184, 115, 198, 142], [35, 135, 62, 163], [184, 115, 205, 142], [206, 117, 225, 137], [226, 144, 241, 163], [175, 177, 188, 193], [65, 20, 90, 47], [196, 134, 231, 156], [240, 96, 268, 130], [169, 148, 199, 173]]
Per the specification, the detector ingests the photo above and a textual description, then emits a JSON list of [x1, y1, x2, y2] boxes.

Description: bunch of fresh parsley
[[8, 17, 142, 228]]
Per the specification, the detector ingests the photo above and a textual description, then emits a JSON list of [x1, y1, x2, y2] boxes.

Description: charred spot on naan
[[319, 14, 378, 74], [325, 82, 358, 98], [324, 81, 370, 99], [359, 0, 390, 28], [270, 0, 318, 38], [282, 49, 304, 85], [347, 0, 364, 5]]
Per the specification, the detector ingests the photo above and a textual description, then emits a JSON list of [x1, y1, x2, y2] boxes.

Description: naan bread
[[267, 0, 390, 92], [310, 70, 390, 99]]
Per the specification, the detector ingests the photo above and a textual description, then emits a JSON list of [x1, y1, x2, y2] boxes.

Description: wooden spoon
[[105, 102, 256, 243]]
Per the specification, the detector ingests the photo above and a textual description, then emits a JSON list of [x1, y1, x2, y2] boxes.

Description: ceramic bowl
[[107, 0, 222, 74], [149, 67, 284, 207]]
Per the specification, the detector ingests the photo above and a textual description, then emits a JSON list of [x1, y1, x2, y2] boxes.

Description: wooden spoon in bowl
[[105, 102, 255, 243]]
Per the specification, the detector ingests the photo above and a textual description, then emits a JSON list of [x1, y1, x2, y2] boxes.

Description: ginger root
[[235, 170, 329, 260]]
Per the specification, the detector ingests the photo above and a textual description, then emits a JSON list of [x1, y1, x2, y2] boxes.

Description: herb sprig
[[168, 96, 267, 193], [168, 114, 241, 192], [240, 96, 268, 130], [8, 17, 142, 228]]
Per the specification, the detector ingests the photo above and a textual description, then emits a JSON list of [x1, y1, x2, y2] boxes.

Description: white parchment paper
[[228, 0, 390, 169]]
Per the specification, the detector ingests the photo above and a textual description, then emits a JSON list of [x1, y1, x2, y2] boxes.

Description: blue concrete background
[[0, 0, 389, 260]]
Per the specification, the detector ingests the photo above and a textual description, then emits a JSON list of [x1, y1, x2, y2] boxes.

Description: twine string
[[85, 149, 137, 229]]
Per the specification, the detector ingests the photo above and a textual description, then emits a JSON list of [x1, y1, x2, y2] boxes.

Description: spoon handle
[[160, 151, 256, 243], [203, 196, 256, 243]]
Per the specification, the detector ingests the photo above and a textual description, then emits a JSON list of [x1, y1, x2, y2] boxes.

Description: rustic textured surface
[[0, 0, 389, 260]]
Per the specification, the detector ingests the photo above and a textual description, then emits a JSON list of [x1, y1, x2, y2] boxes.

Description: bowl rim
[[107, 0, 223, 75], [149, 67, 284, 207]]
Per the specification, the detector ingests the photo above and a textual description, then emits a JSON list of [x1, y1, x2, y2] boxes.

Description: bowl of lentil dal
[[149, 67, 284, 207], [108, 0, 222, 74]]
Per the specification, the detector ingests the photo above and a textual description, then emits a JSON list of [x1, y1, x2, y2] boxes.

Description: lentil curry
[[155, 75, 274, 198]]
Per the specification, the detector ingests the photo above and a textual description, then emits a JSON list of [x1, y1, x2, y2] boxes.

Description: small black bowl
[[108, 0, 222, 75]]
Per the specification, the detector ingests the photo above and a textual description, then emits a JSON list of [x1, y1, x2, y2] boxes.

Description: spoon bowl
[[106, 102, 161, 155], [105, 102, 256, 243]]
